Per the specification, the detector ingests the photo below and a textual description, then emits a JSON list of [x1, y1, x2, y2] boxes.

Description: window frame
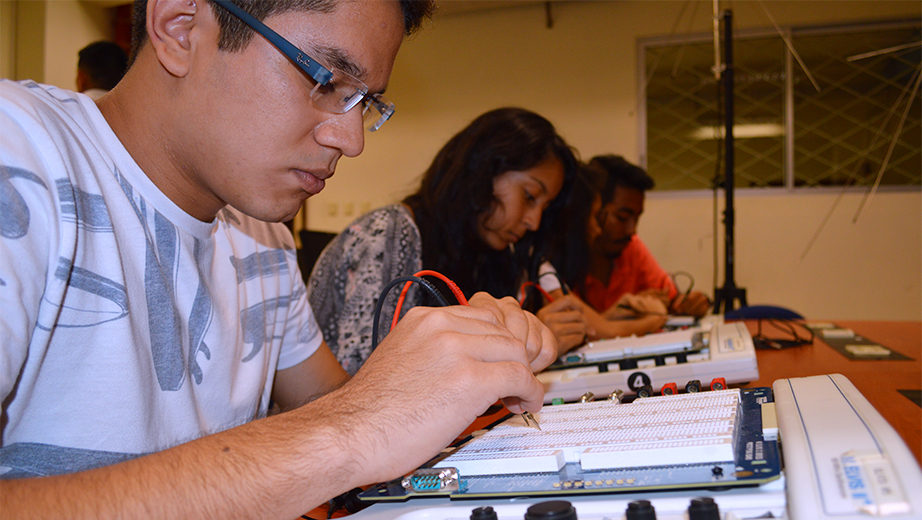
[[637, 18, 921, 193]]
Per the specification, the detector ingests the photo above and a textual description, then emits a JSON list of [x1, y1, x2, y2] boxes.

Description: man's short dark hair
[[78, 41, 129, 91], [129, 0, 434, 65], [588, 154, 655, 206]]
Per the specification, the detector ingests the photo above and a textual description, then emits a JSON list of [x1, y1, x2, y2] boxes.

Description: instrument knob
[[524, 500, 577, 520], [471, 506, 498, 520], [688, 497, 720, 520], [625, 499, 656, 520]]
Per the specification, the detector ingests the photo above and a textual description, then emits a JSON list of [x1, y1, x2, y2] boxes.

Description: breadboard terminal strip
[[436, 389, 742, 475], [360, 387, 781, 501]]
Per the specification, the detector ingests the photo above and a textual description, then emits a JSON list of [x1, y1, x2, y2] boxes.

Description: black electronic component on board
[[685, 379, 702, 393], [688, 497, 720, 520], [637, 384, 654, 398], [471, 506, 498, 520], [524, 500, 577, 520], [618, 358, 639, 370], [625, 499, 657, 520]]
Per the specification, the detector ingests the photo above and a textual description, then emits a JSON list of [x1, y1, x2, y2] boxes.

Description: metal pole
[[713, 9, 748, 314], [724, 9, 735, 300]]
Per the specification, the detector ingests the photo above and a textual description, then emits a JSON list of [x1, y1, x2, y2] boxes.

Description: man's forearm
[[0, 400, 363, 520]]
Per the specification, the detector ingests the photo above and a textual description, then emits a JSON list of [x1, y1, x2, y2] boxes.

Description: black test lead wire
[[371, 275, 450, 349]]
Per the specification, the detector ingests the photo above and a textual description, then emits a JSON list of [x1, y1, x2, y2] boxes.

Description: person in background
[[540, 162, 669, 338], [308, 107, 589, 373], [0, 0, 558, 518], [582, 155, 711, 319], [75, 40, 128, 100]]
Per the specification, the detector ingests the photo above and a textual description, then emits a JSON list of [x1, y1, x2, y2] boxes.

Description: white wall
[[641, 188, 921, 321], [0, 0, 113, 86], [43, 1, 113, 90], [0, 1, 17, 80]]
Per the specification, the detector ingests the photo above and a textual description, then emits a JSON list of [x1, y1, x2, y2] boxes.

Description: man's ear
[[76, 69, 89, 92], [147, 0, 204, 77]]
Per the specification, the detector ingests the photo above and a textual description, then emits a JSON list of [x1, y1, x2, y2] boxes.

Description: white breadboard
[[566, 328, 701, 363], [538, 321, 758, 403], [434, 389, 741, 476]]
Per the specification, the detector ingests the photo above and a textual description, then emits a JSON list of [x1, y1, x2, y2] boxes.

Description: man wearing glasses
[[0, 0, 557, 517]]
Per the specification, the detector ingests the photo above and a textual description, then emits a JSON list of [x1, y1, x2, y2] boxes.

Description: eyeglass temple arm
[[212, 0, 333, 85]]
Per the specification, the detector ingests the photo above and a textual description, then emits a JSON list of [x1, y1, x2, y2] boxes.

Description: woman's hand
[[536, 295, 590, 356]]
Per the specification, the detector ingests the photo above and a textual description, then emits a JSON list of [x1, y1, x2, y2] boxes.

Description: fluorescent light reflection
[[689, 123, 784, 140]]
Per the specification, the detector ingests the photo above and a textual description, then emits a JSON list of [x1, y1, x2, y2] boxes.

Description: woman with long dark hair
[[308, 107, 586, 374]]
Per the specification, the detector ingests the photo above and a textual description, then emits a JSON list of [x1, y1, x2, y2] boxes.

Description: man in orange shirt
[[586, 155, 711, 318]]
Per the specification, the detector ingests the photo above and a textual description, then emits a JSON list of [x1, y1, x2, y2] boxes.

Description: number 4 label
[[628, 372, 651, 391]]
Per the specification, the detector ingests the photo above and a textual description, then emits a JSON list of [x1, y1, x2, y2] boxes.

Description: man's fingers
[[550, 320, 588, 336], [469, 293, 529, 338], [464, 332, 535, 366], [621, 293, 667, 315], [492, 364, 547, 413], [469, 292, 557, 371], [672, 292, 710, 317], [525, 311, 558, 372], [408, 302, 554, 371], [544, 295, 583, 312]]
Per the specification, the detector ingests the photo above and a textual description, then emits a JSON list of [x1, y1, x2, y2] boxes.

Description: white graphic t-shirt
[[0, 80, 321, 478]]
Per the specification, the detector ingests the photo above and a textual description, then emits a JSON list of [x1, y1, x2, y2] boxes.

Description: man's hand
[[468, 293, 559, 373], [632, 313, 669, 335], [535, 295, 589, 356], [670, 291, 711, 318], [595, 293, 668, 337], [329, 293, 556, 487], [636, 288, 671, 307], [606, 292, 668, 318]]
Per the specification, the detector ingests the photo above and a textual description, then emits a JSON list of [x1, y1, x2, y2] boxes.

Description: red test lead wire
[[390, 270, 468, 331], [517, 281, 554, 306]]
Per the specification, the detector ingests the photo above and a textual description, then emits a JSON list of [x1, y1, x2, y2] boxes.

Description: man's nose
[[313, 107, 365, 158], [624, 216, 638, 236]]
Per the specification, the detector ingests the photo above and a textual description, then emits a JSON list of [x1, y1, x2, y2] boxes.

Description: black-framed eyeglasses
[[213, 0, 395, 132]]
